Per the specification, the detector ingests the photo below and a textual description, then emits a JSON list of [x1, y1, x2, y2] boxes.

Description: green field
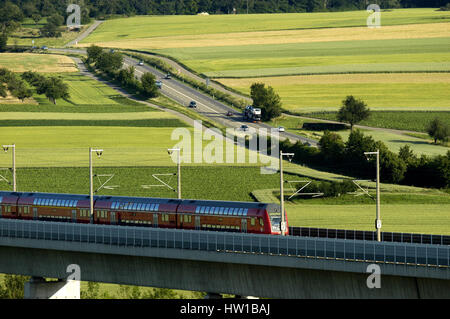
[[8, 18, 92, 48], [82, 9, 450, 44], [219, 73, 450, 113], [162, 37, 450, 77], [286, 203, 450, 235], [307, 111, 450, 132]]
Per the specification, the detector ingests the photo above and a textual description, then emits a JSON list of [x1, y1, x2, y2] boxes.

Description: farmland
[[0, 53, 77, 73], [219, 73, 450, 112]]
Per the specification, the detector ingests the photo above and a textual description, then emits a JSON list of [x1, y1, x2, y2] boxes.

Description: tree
[[319, 131, 345, 162], [250, 82, 282, 121], [87, 45, 104, 64], [96, 52, 123, 73], [40, 13, 64, 38], [398, 145, 416, 166], [0, 33, 7, 52], [140, 72, 159, 98], [337, 95, 370, 131], [0, 275, 29, 299], [426, 118, 449, 144], [31, 14, 42, 25], [40, 77, 70, 104]]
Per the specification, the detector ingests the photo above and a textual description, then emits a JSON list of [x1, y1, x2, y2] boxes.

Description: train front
[[265, 204, 289, 235]]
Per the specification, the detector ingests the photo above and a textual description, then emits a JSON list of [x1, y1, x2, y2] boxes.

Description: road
[[51, 48, 316, 145]]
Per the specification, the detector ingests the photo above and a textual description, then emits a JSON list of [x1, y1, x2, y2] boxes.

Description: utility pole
[[279, 151, 294, 236], [364, 150, 381, 241], [89, 147, 103, 224], [168, 148, 181, 199], [2, 144, 16, 192]]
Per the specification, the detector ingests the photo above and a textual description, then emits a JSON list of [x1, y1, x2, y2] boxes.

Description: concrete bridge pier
[[24, 277, 80, 299]]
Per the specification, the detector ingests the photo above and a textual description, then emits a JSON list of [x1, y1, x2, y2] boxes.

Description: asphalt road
[[51, 48, 317, 146]]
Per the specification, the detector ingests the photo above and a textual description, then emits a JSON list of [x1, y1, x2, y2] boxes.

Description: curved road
[[52, 47, 317, 146]]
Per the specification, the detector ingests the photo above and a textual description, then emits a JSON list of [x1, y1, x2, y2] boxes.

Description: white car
[[137, 61, 144, 66], [278, 126, 285, 132]]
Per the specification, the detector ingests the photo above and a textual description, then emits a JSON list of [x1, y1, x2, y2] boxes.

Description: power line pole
[[364, 150, 381, 241], [168, 148, 181, 199], [89, 147, 103, 224], [2, 144, 16, 192], [280, 151, 294, 236]]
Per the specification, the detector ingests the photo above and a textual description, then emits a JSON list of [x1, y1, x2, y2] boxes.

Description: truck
[[243, 106, 262, 122]]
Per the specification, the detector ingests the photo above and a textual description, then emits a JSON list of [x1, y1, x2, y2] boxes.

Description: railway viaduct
[[0, 219, 449, 299]]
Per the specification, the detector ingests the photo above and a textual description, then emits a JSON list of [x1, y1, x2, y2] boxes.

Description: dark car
[[165, 73, 172, 80], [240, 125, 249, 131], [226, 111, 233, 117], [189, 101, 197, 108]]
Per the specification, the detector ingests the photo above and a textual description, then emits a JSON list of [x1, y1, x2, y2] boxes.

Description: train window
[[136, 203, 142, 211], [204, 207, 209, 214], [232, 208, 237, 216], [244, 209, 248, 216], [195, 206, 200, 213], [198, 206, 204, 214], [154, 204, 160, 211], [238, 208, 244, 216], [214, 207, 219, 215], [143, 204, 149, 211], [149, 204, 154, 211]]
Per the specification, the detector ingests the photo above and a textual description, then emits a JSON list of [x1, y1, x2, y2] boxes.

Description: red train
[[0, 191, 288, 235]]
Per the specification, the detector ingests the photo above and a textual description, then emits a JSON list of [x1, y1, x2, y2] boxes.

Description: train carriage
[[177, 200, 288, 235], [95, 196, 181, 227], [17, 192, 91, 223], [0, 191, 19, 219]]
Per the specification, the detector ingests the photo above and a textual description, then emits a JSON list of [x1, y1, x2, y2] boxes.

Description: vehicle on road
[[278, 126, 285, 132], [240, 124, 249, 131], [189, 101, 197, 108], [226, 111, 233, 117], [243, 106, 261, 122], [165, 73, 172, 80], [156, 80, 162, 89], [41, 46, 48, 50], [137, 61, 144, 66]]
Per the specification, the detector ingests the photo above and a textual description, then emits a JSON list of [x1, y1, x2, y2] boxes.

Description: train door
[[33, 207, 38, 220], [195, 216, 200, 230], [71, 210, 77, 223], [153, 213, 158, 228], [111, 212, 116, 225], [241, 219, 247, 233]]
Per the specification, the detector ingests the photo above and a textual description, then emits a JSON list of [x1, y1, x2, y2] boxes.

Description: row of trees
[[4, 0, 449, 19], [87, 45, 159, 98], [277, 129, 449, 189], [21, 71, 70, 104], [0, 68, 33, 102]]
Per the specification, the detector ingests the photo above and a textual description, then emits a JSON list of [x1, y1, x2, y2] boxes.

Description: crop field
[[81, 9, 450, 45], [219, 73, 450, 112], [161, 37, 450, 78], [0, 53, 77, 73], [8, 18, 92, 48], [286, 203, 450, 235]]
